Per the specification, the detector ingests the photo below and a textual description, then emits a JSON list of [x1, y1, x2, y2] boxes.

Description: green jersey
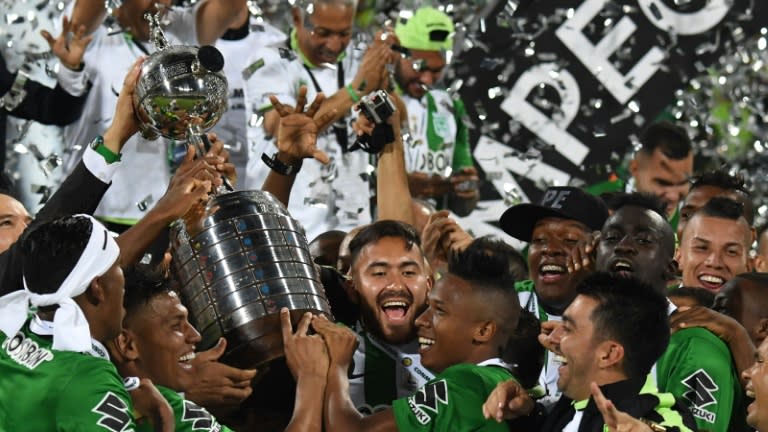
[[349, 325, 434, 414], [656, 327, 747, 432], [0, 319, 136, 431], [403, 90, 473, 176], [392, 360, 515, 431], [136, 385, 232, 432]]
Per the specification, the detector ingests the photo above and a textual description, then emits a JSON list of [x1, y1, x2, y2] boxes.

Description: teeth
[[178, 352, 196, 362], [382, 301, 408, 308], [418, 337, 435, 347], [699, 275, 724, 284], [613, 261, 632, 270], [540, 265, 565, 273], [746, 389, 755, 398]]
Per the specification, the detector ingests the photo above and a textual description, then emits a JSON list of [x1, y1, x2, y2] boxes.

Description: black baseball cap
[[500, 186, 609, 242]]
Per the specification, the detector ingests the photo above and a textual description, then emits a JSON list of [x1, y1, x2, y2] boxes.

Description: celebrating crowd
[[0, 0, 766, 431]]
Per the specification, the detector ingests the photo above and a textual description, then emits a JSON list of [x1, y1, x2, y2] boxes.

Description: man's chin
[[379, 324, 417, 345]]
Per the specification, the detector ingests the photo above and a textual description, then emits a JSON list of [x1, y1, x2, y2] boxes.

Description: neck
[[569, 370, 628, 401]]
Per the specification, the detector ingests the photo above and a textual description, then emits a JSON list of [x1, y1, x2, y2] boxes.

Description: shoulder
[[438, 363, 514, 394], [668, 327, 730, 357], [243, 45, 301, 85], [157, 386, 230, 432]]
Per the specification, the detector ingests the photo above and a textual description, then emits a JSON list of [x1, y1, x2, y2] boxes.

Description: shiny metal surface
[[171, 190, 332, 368], [132, 12, 228, 142]]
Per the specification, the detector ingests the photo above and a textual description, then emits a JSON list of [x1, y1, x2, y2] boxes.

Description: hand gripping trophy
[[134, 12, 332, 368]]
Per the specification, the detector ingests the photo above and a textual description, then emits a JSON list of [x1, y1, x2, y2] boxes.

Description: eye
[[637, 237, 653, 245], [564, 238, 579, 246], [0, 220, 12, 227], [403, 270, 417, 277]]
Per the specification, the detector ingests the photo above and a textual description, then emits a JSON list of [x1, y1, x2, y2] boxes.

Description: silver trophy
[[133, 11, 228, 159], [170, 190, 333, 368], [137, 13, 333, 367]]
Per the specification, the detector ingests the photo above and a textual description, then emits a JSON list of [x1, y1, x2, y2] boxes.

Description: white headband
[[0, 214, 120, 352]]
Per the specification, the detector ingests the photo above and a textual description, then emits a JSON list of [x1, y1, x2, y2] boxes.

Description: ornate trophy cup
[[135, 13, 332, 368]]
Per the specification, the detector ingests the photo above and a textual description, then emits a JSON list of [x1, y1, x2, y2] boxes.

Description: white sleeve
[[56, 65, 89, 97], [82, 145, 121, 184], [166, 4, 201, 45]]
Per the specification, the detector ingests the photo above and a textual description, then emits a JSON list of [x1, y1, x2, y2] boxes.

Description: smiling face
[[294, 2, 354, 66], [351, 236, 430, 345], [596, 206, 673, 290], [126, 292, 201, 391], [415, 273, 483, 373], [743, 338, 768, 430], [528, 218, 591, 311], [550, 295, 602, 401], [677, 214, 751, 292], [395, 49, 446, 99]]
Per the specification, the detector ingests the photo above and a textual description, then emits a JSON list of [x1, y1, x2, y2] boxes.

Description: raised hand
[[40, 15, 93, 70], [280, 308, 330, 381], [269, 86, 335, 165], [311, 314, 358, 369], [103, 57, 145, 149], [185, 338, 258, 409], [482, 379, 534, 422]]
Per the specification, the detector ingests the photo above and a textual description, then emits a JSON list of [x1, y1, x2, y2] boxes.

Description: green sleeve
[[656, 328, 740, 432], [392, 365, 510, 432], [136, 386, 233, 432], [450, 98, 473, 170], [55, 359, 137, 431]]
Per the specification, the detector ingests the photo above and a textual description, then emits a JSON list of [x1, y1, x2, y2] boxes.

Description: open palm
[[270, 86, 336, 165]]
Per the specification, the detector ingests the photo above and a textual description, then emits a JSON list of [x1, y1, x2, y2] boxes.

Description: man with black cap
[[0, 214, 171, 430], [499, 186, 609, 408], [393, 6, 479, 216]]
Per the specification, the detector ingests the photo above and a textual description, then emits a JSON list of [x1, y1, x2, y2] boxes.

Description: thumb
[[202, 337, 227, 361]]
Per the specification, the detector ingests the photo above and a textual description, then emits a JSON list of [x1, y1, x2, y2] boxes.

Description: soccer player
[[0, 215, 171, 430], [306, 236, 524, 431], [108, 265, 328, 431], [500, 185, 609, 407]]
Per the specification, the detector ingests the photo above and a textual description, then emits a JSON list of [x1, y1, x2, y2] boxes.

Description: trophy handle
[[186, 129, 235, 194]]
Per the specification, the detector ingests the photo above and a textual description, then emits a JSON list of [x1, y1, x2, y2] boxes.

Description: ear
[[109, 329, 140, 362], [754, 319, 768, 343], [344, 277, 360, 305], [473, 320, 496, 344], [84, 277, 107, 306], [629, 157, 639, 177], [292, 8, 302, 28], [596, 340, 624, 369], [755, 255, 768, 273]]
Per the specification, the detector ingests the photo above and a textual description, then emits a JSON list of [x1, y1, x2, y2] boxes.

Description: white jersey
[[60, 5, 199, 222], [243, 39, 371, 241], [213, 19, 285, 189]]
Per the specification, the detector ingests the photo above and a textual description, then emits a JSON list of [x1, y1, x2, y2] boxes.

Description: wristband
[[345, 84, 360, 103], [262, 152, 302, 176], [90, 135, 122, 164]]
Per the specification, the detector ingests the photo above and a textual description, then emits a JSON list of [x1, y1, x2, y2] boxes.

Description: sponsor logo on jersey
[[92, 392, 132, 431], [682, 369, 718, 423], [2, 332, 54, 369], [407, 380, 448, 425], [182, 399, 221, 431]]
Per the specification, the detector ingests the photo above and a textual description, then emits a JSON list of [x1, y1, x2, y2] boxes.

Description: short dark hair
[[504, 308, 544, 389], [349, 220, 421, 267], [576, 272, 670, 378], [667, 287, 716, 309], [20, 215, 92, 295], [123, 264, 173, 323], [639, 121, 692, 160], [695, 197, 744, 221], [448, 237, 523, 343], [607, 192, 667, 219], [689, 168, 753, 224]]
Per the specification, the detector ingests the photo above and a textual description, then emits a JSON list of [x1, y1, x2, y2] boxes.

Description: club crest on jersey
[[682, 369, 718, 423], [407, 380, 448, 425], [2, 332, 54, 369]]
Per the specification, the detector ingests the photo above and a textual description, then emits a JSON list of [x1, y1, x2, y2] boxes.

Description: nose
[[615, 235, 636, 254], [415, 306, 431, 329], [703, 251, 725, 269], [542, 239, 567, 256], [548, 324, 564, 346], [325, 35, 345, 54], [186, 322, 202, 345]]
